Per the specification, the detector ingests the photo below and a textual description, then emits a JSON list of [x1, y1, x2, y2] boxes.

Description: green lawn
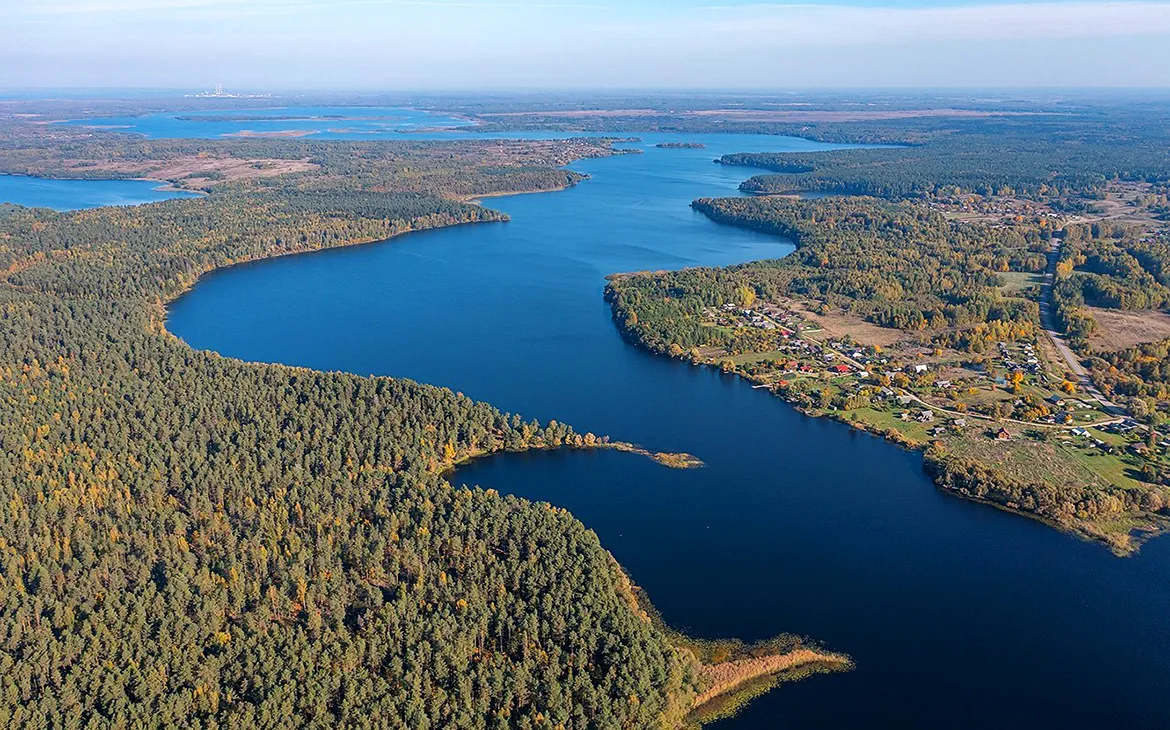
[[998, 271, 1044, 294], [838, 406, 933, 445]]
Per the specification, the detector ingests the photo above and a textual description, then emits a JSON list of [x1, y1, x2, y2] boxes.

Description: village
[[698, 298, 1169, 484]]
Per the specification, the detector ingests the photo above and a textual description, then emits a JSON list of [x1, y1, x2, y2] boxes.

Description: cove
[[166, 134, 1170, 729], [0, 173, 198, 210]]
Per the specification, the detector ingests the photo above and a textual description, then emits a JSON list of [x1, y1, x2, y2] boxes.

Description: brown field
[[1087, 307, 1170, 352], [67, 156, 318, 189], [784, 298, 908, 348], [222, 129, 318, 138]]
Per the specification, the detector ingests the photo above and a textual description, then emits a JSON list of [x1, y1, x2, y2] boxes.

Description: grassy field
[[948, 431, 1132, 491], [836, 406, 933, 446], [998, 271, 1044, 295]]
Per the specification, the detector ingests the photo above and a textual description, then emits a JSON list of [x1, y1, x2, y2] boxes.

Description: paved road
[[1039, 240, 1125, 415]]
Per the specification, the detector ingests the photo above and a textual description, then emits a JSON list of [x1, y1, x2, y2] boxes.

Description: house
[[918, 410, 935, 423], [1071, 428, 1090, 437], [830, 364, 851, 374], [1047, 395, 1066, 407], [908, 364, 929, 374], [995, 428, 1012, 441]]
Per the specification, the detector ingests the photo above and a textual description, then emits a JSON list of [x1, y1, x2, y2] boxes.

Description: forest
[[609, 196, 1044, 350], [717, 115, 1170, 199], [0, 133, 715, 728], [0, 128, 604, 198], [1050, 222, 1170, 404]]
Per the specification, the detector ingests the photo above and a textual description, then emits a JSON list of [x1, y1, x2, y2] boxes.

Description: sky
[[3, 0, 1170, 89]]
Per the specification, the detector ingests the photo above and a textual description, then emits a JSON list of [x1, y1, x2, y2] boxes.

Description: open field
[[946, 427, 1161, 496], [999, 271, 1044, 295], [55, 155, 318, 188], [781, 297, 909, 348], [1087, 307, 1170, 352]]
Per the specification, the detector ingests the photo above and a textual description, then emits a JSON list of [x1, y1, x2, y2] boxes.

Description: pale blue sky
[[3, 0, 1170, 89]]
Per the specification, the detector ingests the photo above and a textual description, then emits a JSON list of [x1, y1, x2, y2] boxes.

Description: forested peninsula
[[0, 129, 843, 728], [608, 111, 1170, 554]]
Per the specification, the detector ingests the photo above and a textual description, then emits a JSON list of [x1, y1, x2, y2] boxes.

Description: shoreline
[[157, 213, 509, 338], [462, 181, 580, 203], [606, 304, 1166, 557], [146, 146, 846, 725], [438, 440, 704, 481], [692, 650, 851, 713], [0, 170, 207, 199]]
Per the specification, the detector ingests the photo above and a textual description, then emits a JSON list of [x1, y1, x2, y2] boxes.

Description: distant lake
[[0, 174, 198, 210], [60, 105, 473, 140], [166, 133, 1170, 729]]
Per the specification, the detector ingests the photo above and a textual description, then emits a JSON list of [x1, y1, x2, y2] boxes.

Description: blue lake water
[[0, 174, 198, 210], [165, 134, 1170, 728], [60, 105, 473, 140]]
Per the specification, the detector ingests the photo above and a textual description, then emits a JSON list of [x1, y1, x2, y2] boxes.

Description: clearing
[[1086, 307, 1170, 352], [66, 155, 318, 189], [783, 298, 908, 349]]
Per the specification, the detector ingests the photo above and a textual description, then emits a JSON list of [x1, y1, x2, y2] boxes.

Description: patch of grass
[[838, 406, 934, 446], [728, 349, 788, 366], [947, 431, 1115, 491], [998, 271, 1043, 294]]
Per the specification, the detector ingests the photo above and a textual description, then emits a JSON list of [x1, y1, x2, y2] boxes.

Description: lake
[[0, 174, 199, 210], [166, 133, 1170, 728], [60, 105, 473, 139]]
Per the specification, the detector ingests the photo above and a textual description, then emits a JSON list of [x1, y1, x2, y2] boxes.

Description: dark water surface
[[0, 174, 198, 210], [167, 134, 1170, 728]]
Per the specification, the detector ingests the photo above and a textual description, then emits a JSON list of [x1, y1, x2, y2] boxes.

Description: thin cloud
[[3, 0, 1169, 87]]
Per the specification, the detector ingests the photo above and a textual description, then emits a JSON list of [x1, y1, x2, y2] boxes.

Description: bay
[[0, 173, 198, 210]]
